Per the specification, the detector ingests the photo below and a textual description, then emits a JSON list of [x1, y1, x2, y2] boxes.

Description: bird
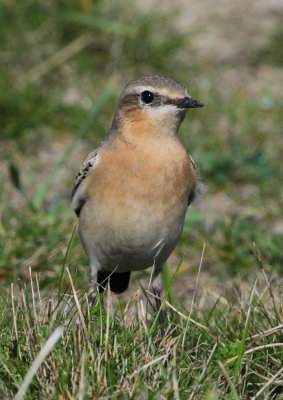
[[71, 75, 203, 332]]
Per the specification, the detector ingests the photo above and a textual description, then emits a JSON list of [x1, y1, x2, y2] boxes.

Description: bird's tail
[[97, 270, 131, 294]]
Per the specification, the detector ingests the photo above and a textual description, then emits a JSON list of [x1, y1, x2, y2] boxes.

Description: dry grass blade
[[14, 326, 64, 400], [248, 324, 283, 342], [11, 283, 18, 342], [226, 343, 283, 365], [233, 276, 258, 384], [164, 299, 224, 345], [251, 367, 283, 400], [252, 370, 283, 386], [172, 372, 181, 400], [29, 267, 37, 319], [189, 342, 218, 400], [218, 361, 240, 400], [128, 354, 167, 379], [77, 350, 86, 400], [66, 267, 95, 362], [182, 243, 206, 347]]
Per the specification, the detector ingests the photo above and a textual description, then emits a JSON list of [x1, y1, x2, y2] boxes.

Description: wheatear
[[71, 75, 203, 329]]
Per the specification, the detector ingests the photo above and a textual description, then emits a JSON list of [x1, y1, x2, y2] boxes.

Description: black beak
[[176, 97, 204, 109]]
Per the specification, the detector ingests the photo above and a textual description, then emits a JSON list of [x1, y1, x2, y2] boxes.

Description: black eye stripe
[[164, 97, 180, 105], [123, 92, 185, 108], [141, 93, 182, 106]]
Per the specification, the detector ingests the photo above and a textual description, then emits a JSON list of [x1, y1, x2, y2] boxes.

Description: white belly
[[79, 200, 187, 273]]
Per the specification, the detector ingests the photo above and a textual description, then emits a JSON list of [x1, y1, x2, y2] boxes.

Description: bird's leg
[[152, 265, 165, 337], [88, 266, 99, 307]]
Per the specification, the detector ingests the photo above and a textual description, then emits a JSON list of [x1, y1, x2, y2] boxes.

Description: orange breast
[[85, 130, 196, 229]]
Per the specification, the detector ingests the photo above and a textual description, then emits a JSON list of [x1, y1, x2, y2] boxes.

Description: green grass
[[0, 0, 283, 398], [0, 267, 282, 399]]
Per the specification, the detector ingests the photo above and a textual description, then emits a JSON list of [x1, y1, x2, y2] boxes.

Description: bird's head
[[112, 75, 204, 136]]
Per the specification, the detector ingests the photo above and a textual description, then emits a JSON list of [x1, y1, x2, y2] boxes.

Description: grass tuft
[[0, 267, 282, 399]]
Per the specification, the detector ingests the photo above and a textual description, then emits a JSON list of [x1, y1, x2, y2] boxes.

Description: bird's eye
[[141, 90, 154, 104]]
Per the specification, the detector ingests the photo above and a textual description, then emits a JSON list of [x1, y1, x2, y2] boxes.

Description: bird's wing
[[188, 154, 200, 206], [71, 150, 98, 217]]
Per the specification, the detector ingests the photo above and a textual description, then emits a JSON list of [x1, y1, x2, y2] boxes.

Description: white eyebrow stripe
[[125, 85, 155, 94], [125, 85, 181, 98], [133, 86, 155, 92]]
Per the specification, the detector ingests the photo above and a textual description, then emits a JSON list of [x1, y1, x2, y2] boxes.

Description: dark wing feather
[[71, 150, 98, 216], [188, 154, 200, 206]]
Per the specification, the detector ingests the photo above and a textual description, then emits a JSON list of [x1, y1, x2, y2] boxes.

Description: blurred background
[[0, 0, 282, 302]]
